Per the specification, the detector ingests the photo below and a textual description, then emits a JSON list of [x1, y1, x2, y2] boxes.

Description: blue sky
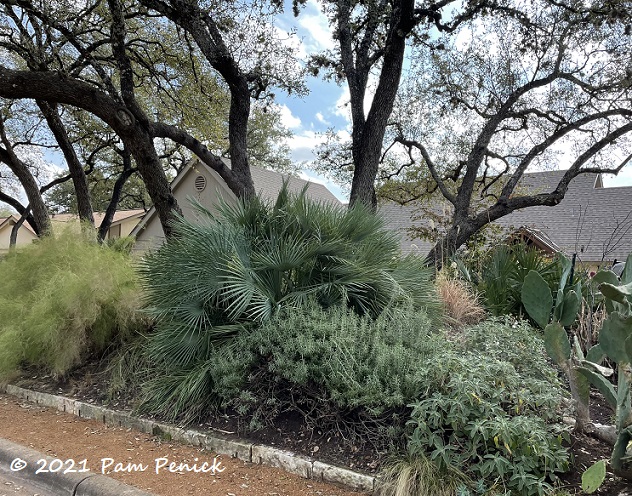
[[271, 0, 351, 201]]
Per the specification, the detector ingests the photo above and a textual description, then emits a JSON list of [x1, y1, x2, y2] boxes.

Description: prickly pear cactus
[[521, 258, 589, 431], [581, 253, 632, 480], [522, 270, 553, 329]]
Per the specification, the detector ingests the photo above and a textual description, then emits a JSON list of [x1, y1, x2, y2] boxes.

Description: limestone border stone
[[0, 384, 376, 493]]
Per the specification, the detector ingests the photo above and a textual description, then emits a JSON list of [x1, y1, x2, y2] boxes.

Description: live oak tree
[[385, 0, 632, 267], [312, 0, 632, 266], [306, 0, 486, 209], [0, 0, 303, 237], [0, 100, 55, 236], [42, 92, 294, 240]]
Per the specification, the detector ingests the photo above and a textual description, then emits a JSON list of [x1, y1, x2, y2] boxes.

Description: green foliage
[[522, 271, 553, 329], [521, 255, 582, 331], [140, 301, 437, 426], [140, 302, 569, 494], [478, 244, 560, 317], [226, 303, 436, 422], [580, 253, 632, 481], [520, 254, 590, 434], [46, 169, 150, 215], [407, 318, 569, 496], [581, 460, 607, 493], [375, 452, 469, 496], [106, 236, 135, 254], [544, 323, 571, 366], [0, 228, 144, 377], [138, 187, 440, 421]]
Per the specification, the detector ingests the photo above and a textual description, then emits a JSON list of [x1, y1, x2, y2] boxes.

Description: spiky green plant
[[480, 244, 560, 316], [579, 253, 632, 483], [138, 185, 440, 421]]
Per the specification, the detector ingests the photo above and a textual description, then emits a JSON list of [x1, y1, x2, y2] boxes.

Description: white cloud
[[297, 0, 335, 53], [315, 112, 329, 125], [274, 25, 307, 60], [333, 78, 377, 123], [299, 170, 329, 185], [333, 86, 351, 120], [285, 130, 322, 162], [277, 104, 302, 130]]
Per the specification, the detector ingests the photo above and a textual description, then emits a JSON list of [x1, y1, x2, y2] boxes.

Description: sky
[[271, 0, 351, 201]]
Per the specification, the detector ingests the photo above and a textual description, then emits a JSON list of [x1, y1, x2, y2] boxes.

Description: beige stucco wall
[[0, 224, 38, 252], [133, 164, 238, 252], [108, 215, 143, 239]]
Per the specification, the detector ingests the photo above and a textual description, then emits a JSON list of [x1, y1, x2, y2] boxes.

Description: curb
[[0, 437, 154, 496], [0, 384, 376, 493]]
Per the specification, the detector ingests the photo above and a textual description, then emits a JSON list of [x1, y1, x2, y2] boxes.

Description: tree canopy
[[0, 0, 630, 259], [0, 0, 303, 237], [310, 0, 632, 265]]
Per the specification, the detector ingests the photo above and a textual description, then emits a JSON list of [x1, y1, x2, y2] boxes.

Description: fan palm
[[138, 184, 439, 421]]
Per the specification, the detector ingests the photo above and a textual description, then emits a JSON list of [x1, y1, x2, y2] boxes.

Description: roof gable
[[380, 169, 632, 262], [131, 160, 341, 239], [0, 215, 37, 235]]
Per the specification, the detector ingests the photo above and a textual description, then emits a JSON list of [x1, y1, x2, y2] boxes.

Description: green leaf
[[581, 459, 607, 493], [573, 335, 585, 361], [571, 366, 591, 407], [522, 270, 553, 329], [544, 322, 571, 366], [580, 358, 614, 377], [559, 289, 581, 327], [578, 366, 616, 408], [592, 270, 619, 288], [586, 344, 605, 364], [558, 254, 573, 294], [600, 281, 632, 304], [600, 313, 632, 364]]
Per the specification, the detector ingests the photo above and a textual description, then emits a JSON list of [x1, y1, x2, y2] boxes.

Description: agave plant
[[137, 184, 439, 421]]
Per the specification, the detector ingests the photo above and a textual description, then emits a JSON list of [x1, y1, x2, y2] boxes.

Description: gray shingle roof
[[381, 170, 632, 264], [250, 165, 341, 205]]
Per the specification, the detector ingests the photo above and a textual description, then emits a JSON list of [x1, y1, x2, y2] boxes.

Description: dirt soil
[[556, 392, 630, 495], [13, 363, 384, 475], [9, 365, 632, 495], [0, 393, 366, 496]]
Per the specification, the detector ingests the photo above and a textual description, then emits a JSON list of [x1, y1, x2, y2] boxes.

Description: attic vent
[[194, 175, 207, 192]]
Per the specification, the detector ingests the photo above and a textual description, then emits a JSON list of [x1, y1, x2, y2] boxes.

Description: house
[[380, 170, 632, 268], [0, 215, 38, 253], [131, 160, 341, 251], [51, 209, 146, 240]]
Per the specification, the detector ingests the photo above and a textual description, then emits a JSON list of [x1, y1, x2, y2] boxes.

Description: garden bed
[[11, 363, 631, 495]]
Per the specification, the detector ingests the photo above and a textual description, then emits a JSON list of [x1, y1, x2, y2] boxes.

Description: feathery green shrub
[[0, 228, 143, 377], [139, 306, 569, 496], [139, 300, 438, 429], [220, 303, 437, 432]]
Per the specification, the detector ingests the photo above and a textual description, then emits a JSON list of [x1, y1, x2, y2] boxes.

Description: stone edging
[[0, 384, 376, 493]]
